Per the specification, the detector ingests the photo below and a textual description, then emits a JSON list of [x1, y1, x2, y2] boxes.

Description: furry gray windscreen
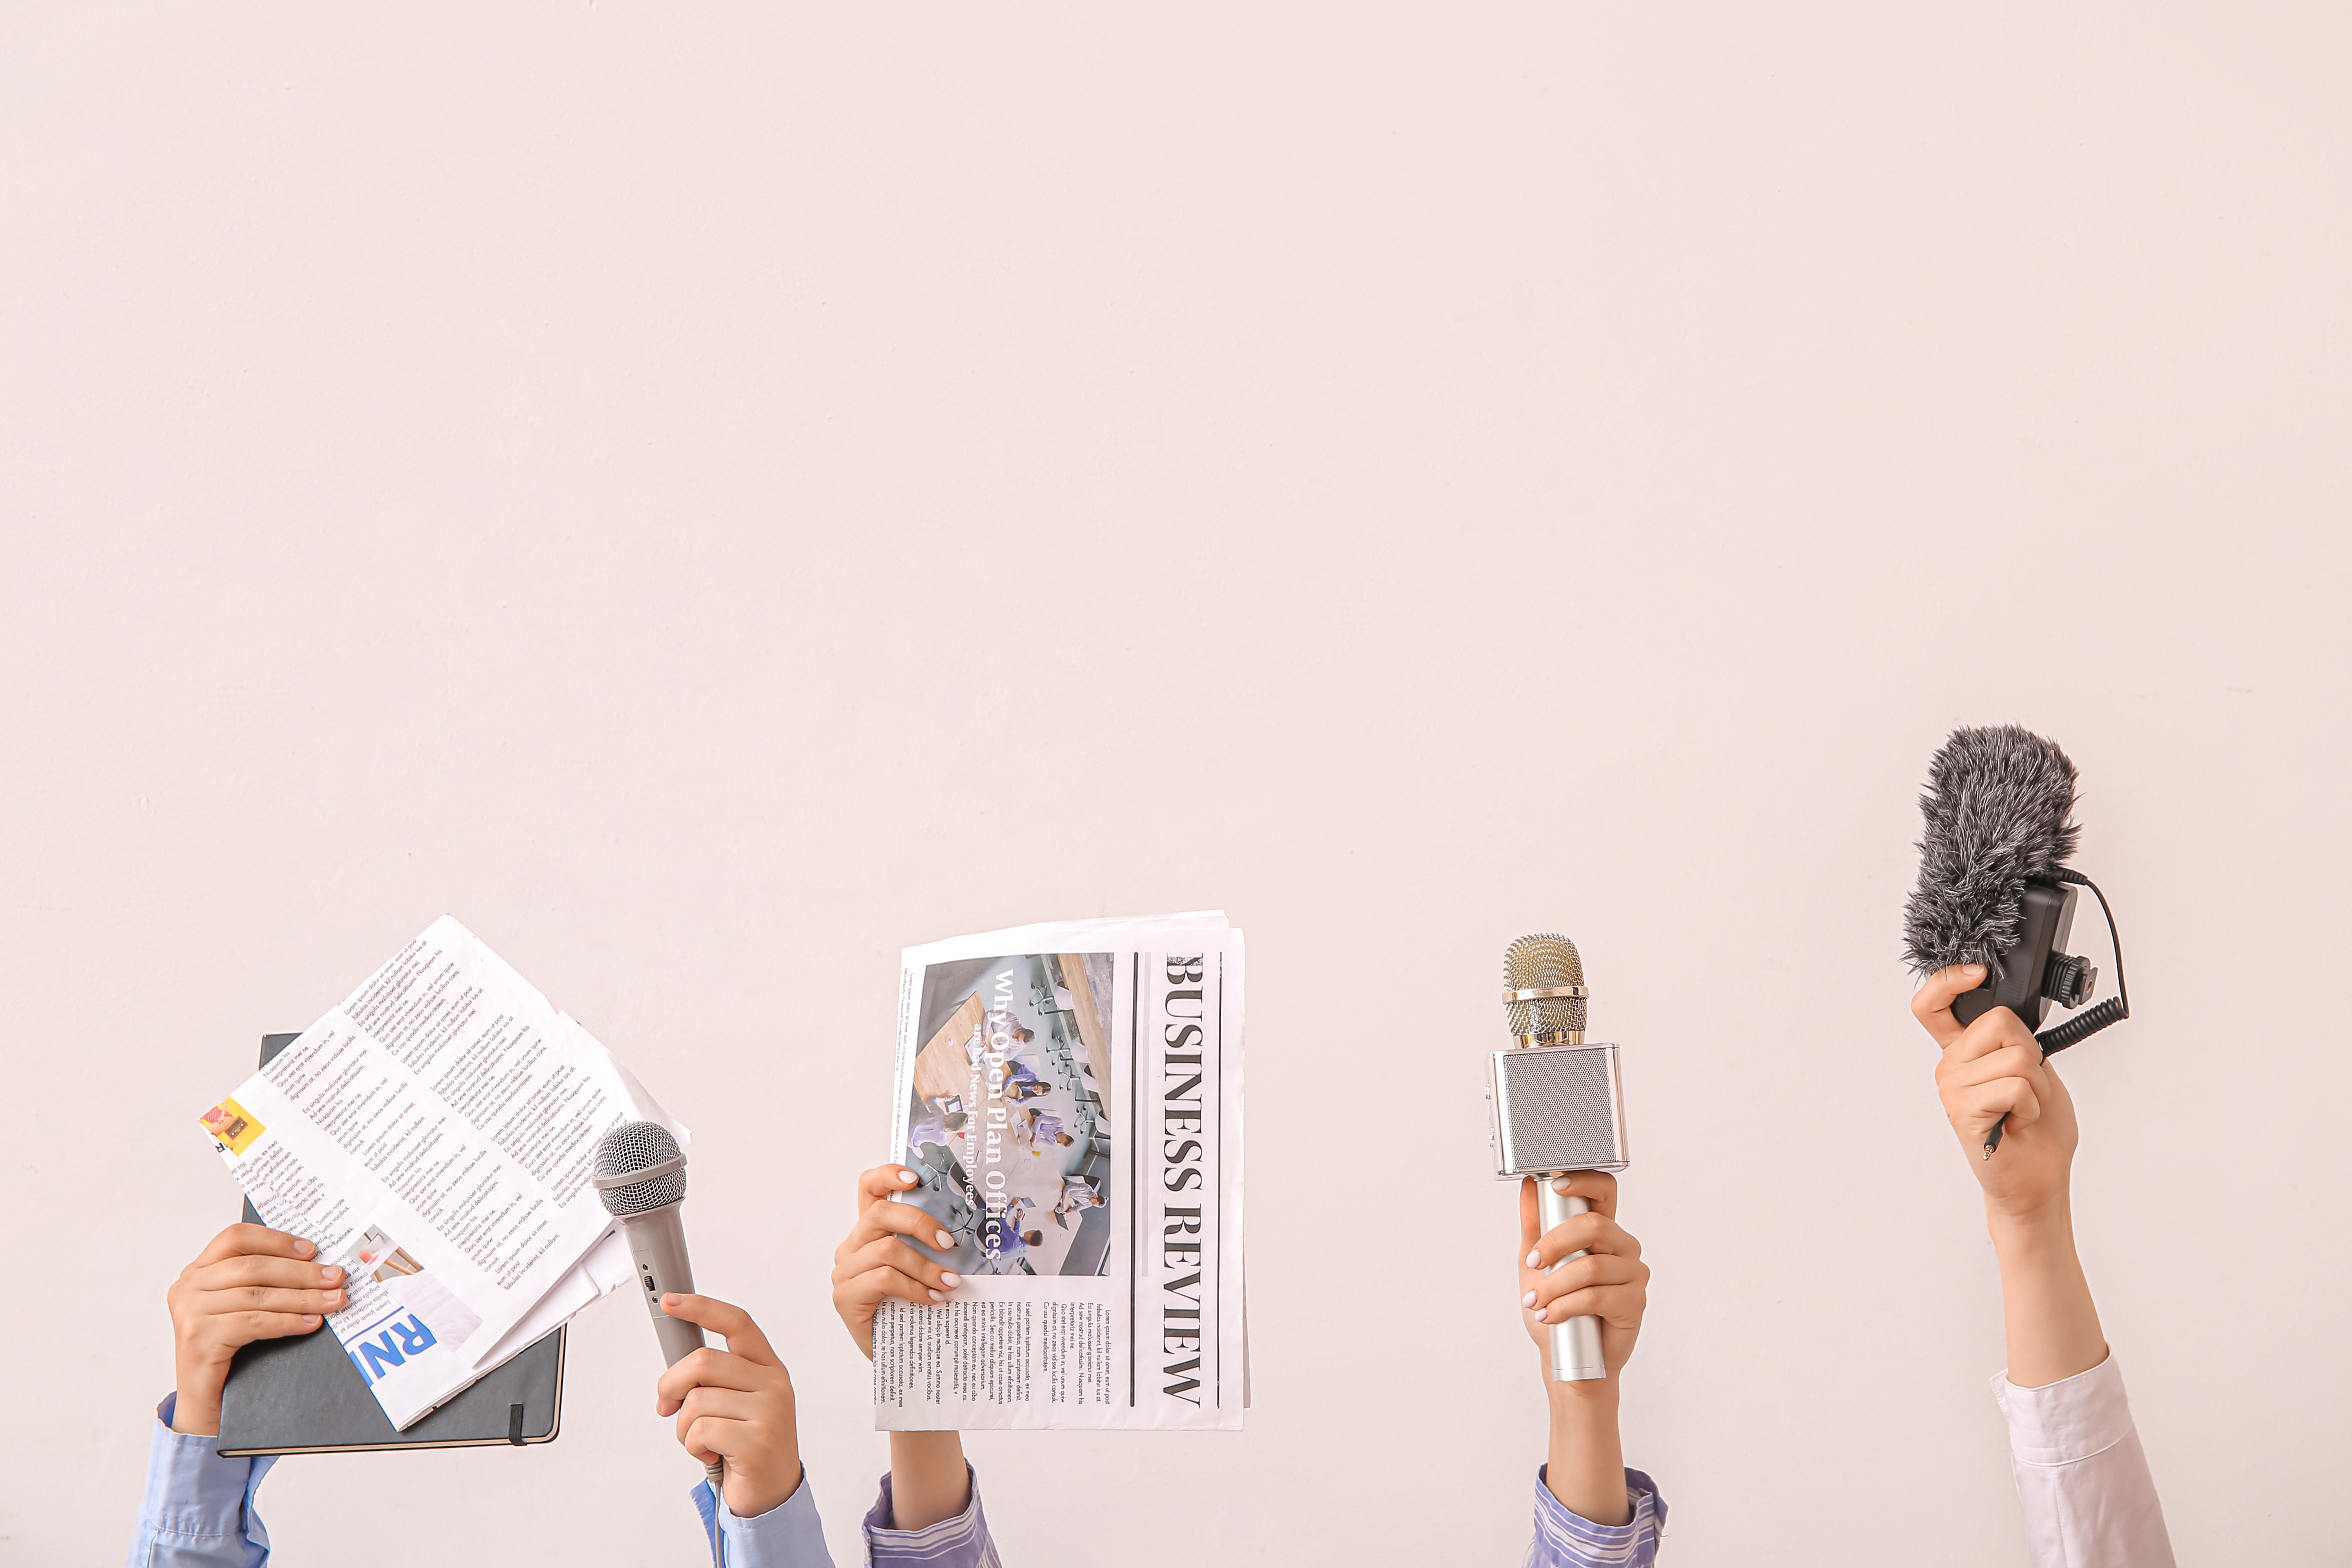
[[1902, 725, 2080, 976]]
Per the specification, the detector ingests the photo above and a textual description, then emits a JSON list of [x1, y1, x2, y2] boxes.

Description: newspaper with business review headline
[[872, 913, 1246, 1432], [196, 916, 683, 1430]]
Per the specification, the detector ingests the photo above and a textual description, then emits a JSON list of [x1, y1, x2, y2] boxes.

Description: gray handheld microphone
[[1485, 933, 1629, 1383], [593, 1120, 723, 1490]]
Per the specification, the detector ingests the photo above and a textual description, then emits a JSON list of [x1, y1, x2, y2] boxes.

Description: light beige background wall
[[3, 5, 2345, 1564]]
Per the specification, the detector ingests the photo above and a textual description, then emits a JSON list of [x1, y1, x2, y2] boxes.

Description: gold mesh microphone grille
[[1505, 933, 1587, 1039]]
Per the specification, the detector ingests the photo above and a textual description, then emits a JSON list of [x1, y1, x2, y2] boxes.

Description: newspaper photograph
[[872, 913, 1245, 1432], [197, 915, 680, 1429]]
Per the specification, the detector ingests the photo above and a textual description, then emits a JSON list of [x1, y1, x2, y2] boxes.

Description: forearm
[[1989, 1200, 2107, 1388], [885, 1431, 969, 1529], [1544, 1382, 1629, 1526]]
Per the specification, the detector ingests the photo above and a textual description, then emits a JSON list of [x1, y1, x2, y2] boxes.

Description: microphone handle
[[619, 1207, 727, 1494], [1537, 1179, 1607, 1383]]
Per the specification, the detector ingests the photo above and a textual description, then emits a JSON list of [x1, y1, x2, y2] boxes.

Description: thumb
[[1911, 964, 1988, 1048]]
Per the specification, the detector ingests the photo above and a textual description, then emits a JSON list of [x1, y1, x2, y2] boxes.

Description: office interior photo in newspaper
[[873, 914, 1245, 1432]]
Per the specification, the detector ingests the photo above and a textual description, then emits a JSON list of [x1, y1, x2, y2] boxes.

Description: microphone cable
[[2035, 869, 2131, 1057]]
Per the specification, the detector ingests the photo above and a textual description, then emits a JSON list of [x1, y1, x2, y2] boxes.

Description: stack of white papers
[[197, 916, 684, 1429]]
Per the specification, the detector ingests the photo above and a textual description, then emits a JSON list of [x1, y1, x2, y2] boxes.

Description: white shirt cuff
[[1991, 1351, 2138, 1466]]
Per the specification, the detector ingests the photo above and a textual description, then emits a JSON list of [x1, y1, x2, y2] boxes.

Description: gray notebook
[[215, 1033, 566, 1457]]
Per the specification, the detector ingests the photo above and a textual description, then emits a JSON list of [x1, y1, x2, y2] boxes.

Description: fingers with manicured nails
[[1527, 1252, 1646, 1314], [1912, 964, 1990, 1047], [837, 1263, 950, 1310], [192, 1223, 317, 1268], [838, 1235, 960, 1292], [845, 1196, 958, 1256], [1548, 1171, 1618, 1218], [1532, 1281, 1649, 1326], [1525, 1212, 1638, 1271], [856, 1163, 922, 1209]]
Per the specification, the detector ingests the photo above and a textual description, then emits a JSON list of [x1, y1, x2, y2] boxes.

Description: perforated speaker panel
[[1491, 1046, 1626, 1175]]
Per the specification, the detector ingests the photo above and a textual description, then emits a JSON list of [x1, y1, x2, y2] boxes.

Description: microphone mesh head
[[1902, 725, 2080, 976], [594, 1120, 686, 1216], [1504, 933, 1587, 1038]]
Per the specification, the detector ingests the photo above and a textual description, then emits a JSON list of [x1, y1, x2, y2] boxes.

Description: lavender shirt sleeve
[[861, 1464, 1000, 1568], [1994, 1355, 2176, 1568], [125, 1396, 278, 1568], [1525, 1467, 1666, 1568]]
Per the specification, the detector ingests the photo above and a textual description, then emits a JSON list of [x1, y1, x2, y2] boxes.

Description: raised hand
[[1518, 1172, 1649, 1383], [167, 1223, 346, 1435], [1913, 963, 2080, 1221], [1912, 962, 2105, 1388], [655, 1294, 803, 1519], [828, 1163, 972, 1530], [1516, 1171, 1646, 1526], [829, 1164, 963, 1358]]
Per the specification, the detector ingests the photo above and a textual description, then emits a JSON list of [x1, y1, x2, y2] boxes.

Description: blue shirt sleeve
[[697, 1470, 836, 1568], [861, 1463, 999, 1568], [125, 1396, 278, 1568], [1525, 1466, 1667, 1568]]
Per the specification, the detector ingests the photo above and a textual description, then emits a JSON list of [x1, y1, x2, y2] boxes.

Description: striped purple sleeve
[[863, 1463, 1000, 1568], [1525, 1467, 1666, 1568]]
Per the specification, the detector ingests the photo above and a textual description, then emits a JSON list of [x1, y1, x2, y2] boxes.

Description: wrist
[[1543, 1375, 1629, 1526], [1986, 1196, 2075, 1252], [1546, 1376, 1621, 1424], [736, 1456, 804, 1518], [169, 1390, 223, 1435], [171, 1349, 229, 1435]]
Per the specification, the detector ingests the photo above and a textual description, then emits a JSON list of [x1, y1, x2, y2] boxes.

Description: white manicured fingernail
[[940, 1272, 961, 1287], [1530, 1305, 1548, 1321], [1522, 1290, 1537, 1308], [929, 1290, 945, 1302], [898, 1169, 917, 1184], [935, 1229, 953, 1248], [1553, 1179, 1572, 1194], [1526, 1249, 1542, 1268]]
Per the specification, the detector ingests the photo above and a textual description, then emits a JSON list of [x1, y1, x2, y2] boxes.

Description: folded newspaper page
[[872, 913, 1245, 1431], [197, 916, 684, 1430]]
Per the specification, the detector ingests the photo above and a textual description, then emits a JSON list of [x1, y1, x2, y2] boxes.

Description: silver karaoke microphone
[[593, 1120, 723, 1490], [1486, 934, 1629, 1383]]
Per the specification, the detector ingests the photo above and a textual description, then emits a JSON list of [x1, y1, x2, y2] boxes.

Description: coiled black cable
[[2035, 868, 2130, 1058]]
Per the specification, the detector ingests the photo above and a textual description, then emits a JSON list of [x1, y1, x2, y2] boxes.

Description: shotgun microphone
[[1484, 933, 1629, 1383], [593, 1120, 724, 1491], [1901, 726, 2132, 1156]]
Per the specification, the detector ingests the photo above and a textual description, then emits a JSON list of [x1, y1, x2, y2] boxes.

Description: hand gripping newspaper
[[195, 916, 683, 1429], [873, 913, 1246, 1432]]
